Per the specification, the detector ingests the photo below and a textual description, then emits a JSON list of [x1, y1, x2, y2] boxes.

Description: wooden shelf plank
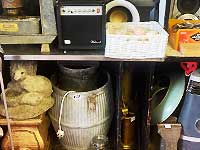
[[2, 45, 164, 62], [166, 44, 200, 58], [165, 44, 200, 61], [0, 115, 43, 126], [165, 44, 182, 57], [4, 43, 200, 62]]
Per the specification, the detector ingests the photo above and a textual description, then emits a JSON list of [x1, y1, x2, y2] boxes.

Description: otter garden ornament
[[0, 61, 54, 119]]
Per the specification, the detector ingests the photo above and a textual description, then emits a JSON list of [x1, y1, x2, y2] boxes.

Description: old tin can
[[2, 0, 23, 9], [0, 17, 40, 35]]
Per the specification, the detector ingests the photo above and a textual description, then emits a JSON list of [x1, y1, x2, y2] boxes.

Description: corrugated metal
[[49, 72, 114, 150]]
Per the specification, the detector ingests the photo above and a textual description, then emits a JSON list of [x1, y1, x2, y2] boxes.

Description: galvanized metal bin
[[57, 61, 99, 92], [49, 71, 114, 150]]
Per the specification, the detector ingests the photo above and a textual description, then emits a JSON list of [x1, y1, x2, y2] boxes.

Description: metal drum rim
[[51, 70, 111, 95]]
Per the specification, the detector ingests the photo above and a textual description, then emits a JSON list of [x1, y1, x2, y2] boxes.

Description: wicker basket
[[105, 21, 168, 59]]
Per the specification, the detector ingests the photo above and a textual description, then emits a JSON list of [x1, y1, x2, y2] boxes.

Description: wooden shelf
[[2, 45, 164, 62], [3, 44, 200, 62], [165, 44, 200, 61], [0, 115, 43, 126], [165, 45, 182, 57]]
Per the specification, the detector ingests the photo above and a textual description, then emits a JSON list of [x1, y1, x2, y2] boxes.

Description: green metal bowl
[[151, 71, 185, 125]]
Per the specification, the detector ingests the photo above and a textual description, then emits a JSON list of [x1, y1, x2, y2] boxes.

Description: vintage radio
[[56, 0, 106, 50]]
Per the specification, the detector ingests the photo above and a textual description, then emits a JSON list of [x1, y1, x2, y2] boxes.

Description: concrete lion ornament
[[0, 61, 54, 119]]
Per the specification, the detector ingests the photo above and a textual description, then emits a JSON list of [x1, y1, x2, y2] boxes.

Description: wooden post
[[41, 44, 50, 53], [0, 114, 51, 150], [39, 0, 57, 35], [157, 124, 181, 150]]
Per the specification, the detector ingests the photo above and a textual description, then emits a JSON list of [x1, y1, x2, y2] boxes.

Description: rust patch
[[87, 94, 97, 112]]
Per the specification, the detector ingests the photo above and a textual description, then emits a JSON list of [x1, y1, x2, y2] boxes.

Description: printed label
[[0, 23, 19, 32], [73, 94, 81, 101], [179, 30, 200, 43], [64, 40, 71, 45], [191, 33, 200, 41], [60, 6, 102, 16], [164, 124, 172, 129]]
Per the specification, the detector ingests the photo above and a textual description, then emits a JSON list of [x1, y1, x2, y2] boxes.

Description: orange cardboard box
[[168, 19, 200, 51]]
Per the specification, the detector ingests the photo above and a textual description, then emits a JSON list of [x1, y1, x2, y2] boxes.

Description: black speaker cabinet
[[169, 0, 200, 20], [56, 1, 106, 50]]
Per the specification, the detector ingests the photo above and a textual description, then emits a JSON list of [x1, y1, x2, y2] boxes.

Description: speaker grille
[[177, 0, 200, 14], [106, 6, 132, 22]]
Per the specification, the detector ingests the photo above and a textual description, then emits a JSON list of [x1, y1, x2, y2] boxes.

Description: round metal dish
[[151, 71, 185, 125]]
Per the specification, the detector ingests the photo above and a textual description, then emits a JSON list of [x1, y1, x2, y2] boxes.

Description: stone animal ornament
[[0, 61, 54, 119], [7, 61, 37, 93]]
